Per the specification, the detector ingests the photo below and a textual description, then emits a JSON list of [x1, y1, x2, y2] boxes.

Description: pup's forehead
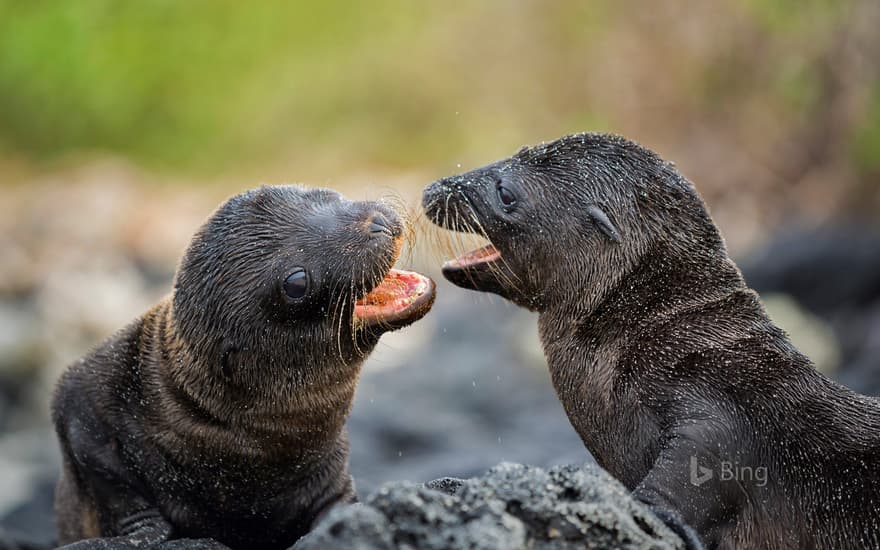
[[513, 133, 596, 164], [237, 184, 341, 209], [214, 185, 347, 226], [512, 133, 655, 169]]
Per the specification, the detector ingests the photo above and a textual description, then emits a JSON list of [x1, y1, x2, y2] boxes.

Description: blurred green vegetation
[[855, 85, 880, 174], [0, 0, 877, 191], [743, 0, 849, 33], [0, 1, 425, 170], [0, 1, 608, 174]]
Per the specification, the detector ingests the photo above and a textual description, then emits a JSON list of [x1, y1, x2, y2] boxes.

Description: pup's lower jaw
[[354, 269, 436, 330]]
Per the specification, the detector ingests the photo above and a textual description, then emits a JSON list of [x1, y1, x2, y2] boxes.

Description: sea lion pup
[[52, 185, 436, 549], [422, 133, 880, 549]]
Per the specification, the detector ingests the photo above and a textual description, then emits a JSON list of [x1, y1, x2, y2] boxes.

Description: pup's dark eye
[[283, 269, 308, 299], [496, 183, 517, 209]]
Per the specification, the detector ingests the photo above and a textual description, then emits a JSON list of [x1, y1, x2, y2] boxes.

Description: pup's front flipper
[[55, 511, 171, 549], [648, 506, 705, 550]]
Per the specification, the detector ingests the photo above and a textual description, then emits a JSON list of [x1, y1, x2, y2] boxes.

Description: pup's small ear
[[586, 205, 621, 243], [220, 343, 240, 379]]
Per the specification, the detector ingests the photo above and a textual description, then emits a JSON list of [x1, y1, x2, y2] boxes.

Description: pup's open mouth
[[354, 269, 436, 329], [442, 243, 502, 271], [438, 239, 518, 297]]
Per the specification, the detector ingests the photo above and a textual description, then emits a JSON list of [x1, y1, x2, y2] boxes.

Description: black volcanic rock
[[295, 462, 683, 550]]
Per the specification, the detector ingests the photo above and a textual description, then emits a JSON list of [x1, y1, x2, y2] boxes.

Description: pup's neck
[[544, 240, 743, 334], [142, 300, 357, 463], [538, 242, 746, 389], [537, 243, 747, 466]]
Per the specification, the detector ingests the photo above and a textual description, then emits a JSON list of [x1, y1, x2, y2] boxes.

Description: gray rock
[[296, 462, 683, 550]]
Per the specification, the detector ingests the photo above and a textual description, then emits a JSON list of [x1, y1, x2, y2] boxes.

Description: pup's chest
[[562, 390, 660, 489], [138, 447, 316, 547], [545, 350, 661, 489]]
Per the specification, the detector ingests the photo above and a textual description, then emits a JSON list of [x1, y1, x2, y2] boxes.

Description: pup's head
[[173, 185, 435, 392], [423, 133, 720, 312]]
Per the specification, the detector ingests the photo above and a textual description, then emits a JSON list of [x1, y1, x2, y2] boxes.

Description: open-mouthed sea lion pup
[[52, 185, 436, 550], [423, 133, 880, 549]]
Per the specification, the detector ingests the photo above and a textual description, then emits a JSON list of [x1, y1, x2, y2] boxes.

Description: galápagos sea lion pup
[[422, 133, 880, 549], [52, 185, 436, 550]]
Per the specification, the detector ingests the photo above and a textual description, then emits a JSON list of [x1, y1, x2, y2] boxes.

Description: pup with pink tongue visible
[[52, 185, 435, 550], [423, 132, 880, 549]]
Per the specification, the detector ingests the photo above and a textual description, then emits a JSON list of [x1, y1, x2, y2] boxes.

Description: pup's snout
[[369, 213, 392, 235], [364, 208, 402, 239], [421, 179, 450, 211]]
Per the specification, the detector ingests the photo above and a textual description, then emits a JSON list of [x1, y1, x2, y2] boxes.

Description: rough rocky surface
[[295, 462, 683, 550]]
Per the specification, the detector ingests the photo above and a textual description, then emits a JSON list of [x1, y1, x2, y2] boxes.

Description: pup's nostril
[[369, 214, 392, 236]]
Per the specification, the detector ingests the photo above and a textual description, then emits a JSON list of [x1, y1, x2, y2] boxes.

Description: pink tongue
[[354, 269, 429, 319]]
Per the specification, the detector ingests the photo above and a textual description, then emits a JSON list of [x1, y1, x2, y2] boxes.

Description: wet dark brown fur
[[423, 133, 880, 549], [52, 185, 434, 550]]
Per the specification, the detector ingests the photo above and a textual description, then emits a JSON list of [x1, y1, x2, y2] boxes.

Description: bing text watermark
[[689, 456, 768, 487]]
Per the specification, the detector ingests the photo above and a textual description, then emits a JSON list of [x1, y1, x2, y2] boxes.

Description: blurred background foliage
[[0, 0, 877, 196]]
